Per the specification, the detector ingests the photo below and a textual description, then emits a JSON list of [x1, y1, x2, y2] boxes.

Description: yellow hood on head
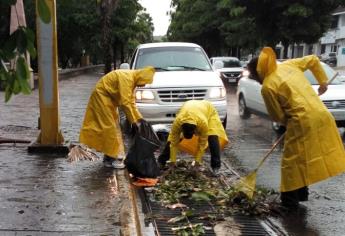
[[134, 66, 155, 86], [257, 47, 277, 79], [179, 111, 197, 126]]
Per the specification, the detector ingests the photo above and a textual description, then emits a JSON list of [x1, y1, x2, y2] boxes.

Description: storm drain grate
[[232, 215, 269, 235], [141, 189, 271, 236], [148, 200, 216, 236]]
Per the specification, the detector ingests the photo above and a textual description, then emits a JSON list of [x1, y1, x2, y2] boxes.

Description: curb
[[119, 170, 148, 236]]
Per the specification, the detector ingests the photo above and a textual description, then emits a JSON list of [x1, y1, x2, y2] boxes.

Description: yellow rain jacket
[[168, 100, 229, 163], [258, 47, 345, 192], [79, 67, 155, 158]]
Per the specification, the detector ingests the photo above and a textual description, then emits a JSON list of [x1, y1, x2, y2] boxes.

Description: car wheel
[[238, 95, 251, 119], [222, 114, 227, 129], [271, 122, 286, 134]]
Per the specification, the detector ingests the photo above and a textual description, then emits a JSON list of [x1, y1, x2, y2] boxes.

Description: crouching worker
[[247, 47, 345, 209], [79, 66, 155, 169], [158, 100, 228, 176]]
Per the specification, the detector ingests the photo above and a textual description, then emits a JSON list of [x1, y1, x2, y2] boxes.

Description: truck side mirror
[[119, 63, 130, 69]]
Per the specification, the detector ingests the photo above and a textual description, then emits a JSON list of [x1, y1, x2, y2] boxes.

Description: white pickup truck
[[120, 42, 228, 128]]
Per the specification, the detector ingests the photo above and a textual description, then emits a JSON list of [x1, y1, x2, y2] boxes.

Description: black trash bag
[[125, 120, 161, 178]]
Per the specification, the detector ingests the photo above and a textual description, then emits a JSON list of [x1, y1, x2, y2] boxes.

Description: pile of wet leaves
[[150, 160, 278, 235]]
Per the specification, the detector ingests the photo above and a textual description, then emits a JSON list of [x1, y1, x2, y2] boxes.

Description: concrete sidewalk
[[0, 72, 139, 235]]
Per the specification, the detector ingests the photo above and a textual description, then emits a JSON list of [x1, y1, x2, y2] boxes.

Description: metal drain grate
[[141, 189, 271, 236], [148, 200, 216, 236], [233, 215, 269, 235]]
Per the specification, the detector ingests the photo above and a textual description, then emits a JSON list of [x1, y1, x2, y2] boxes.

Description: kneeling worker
[[158, 100, 228, 175]]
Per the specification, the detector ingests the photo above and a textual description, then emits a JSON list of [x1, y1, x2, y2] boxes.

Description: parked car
[[320, 52, 337, 67], [210, 57, 248, 85], [237, 62, 345, 133], [120, 42, 227, 128]]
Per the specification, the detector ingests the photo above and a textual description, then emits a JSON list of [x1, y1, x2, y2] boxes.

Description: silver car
[[210, 56, 248, 85]]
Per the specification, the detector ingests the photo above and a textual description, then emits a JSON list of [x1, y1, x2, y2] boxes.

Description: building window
[[308, 45, 313, 54], [321, 45, 326, 54], [330, 15, 339, 29], [331, 44, 337, 52]]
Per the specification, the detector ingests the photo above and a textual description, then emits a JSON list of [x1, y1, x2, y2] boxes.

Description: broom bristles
[[67, 144, 100, 163], [234, 172, 257, 199]]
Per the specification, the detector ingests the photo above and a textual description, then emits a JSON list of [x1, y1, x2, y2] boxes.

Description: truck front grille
[[223, 72, 242, 78], [323, 100, 345, 109], [158, 89, 207, 103]]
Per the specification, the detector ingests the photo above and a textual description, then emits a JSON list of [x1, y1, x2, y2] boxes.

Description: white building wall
[[338, 39, 345, 66]]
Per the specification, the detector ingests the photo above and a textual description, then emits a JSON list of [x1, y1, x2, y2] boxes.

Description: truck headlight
[[136, 90, 155, 101], [209, 87, 226, 99]]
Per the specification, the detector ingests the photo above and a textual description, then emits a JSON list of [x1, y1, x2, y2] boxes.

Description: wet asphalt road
[[224, 85, 345, 236]]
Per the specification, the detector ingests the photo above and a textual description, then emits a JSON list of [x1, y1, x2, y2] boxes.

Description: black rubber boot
[[281, 190, 299, 209], [298, 186, 309, 202], [208, 135, 221, 169], [158, 141, 170, 169]]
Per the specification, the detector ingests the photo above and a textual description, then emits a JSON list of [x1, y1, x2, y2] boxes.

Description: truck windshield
[[135, 46, 212, 71], [215, 58, 242, 68]]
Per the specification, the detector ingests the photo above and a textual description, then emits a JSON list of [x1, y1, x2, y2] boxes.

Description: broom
[[234, 134, 285, 199], [235, 71, 339, 199], [68, 117, 126, 163], [67, 143, 101, 163]]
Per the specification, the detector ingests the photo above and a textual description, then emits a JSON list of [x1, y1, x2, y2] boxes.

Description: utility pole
[[28, 0, 67, 154]]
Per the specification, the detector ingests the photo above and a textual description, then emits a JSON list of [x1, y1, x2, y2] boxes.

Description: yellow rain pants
[[79, 67, 155, 158], [258, 47, 345, 192], [168, 100, 229, 163]]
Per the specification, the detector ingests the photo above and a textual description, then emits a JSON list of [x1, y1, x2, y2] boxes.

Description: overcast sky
[[138, 0, 172, 36]]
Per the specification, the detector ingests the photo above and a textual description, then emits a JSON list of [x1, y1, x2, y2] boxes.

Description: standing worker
[[247, 47, 345, 209], [158, 100, 228, 176], [79, 66, 155, 169]]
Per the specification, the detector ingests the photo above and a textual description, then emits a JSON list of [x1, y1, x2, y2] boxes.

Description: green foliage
[[153, 160, 276, 235], [0, 27, 36, 102], [110, 0, 153, 64], [1, 0, 153, 102], [57, 0, 101, 68], [168, 0, 225, 56], [0, 0, 50, 102], [172, 223, 205, 236], [168, 0, 342, 57]]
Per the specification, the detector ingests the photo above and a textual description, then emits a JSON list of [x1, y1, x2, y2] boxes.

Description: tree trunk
[[113, 39, 117, 69], [120, 42, 124, 63], [282, 41, 289, 59], [100, 0, 112, 73], [100, 0, 119, 73]]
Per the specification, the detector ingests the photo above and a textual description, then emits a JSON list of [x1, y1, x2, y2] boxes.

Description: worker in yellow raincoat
[[158, 100, 228, 176], [247, 47, 345, 208], [79, 66, 155, 169]]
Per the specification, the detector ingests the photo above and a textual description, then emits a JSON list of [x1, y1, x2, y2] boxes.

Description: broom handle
[[255, 133, 285, 171], [254, 71, 337, 171], [328, 72, 338, 85]]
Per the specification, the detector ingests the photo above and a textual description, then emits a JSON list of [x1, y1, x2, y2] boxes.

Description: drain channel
[[141, 189, 271, 236]]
